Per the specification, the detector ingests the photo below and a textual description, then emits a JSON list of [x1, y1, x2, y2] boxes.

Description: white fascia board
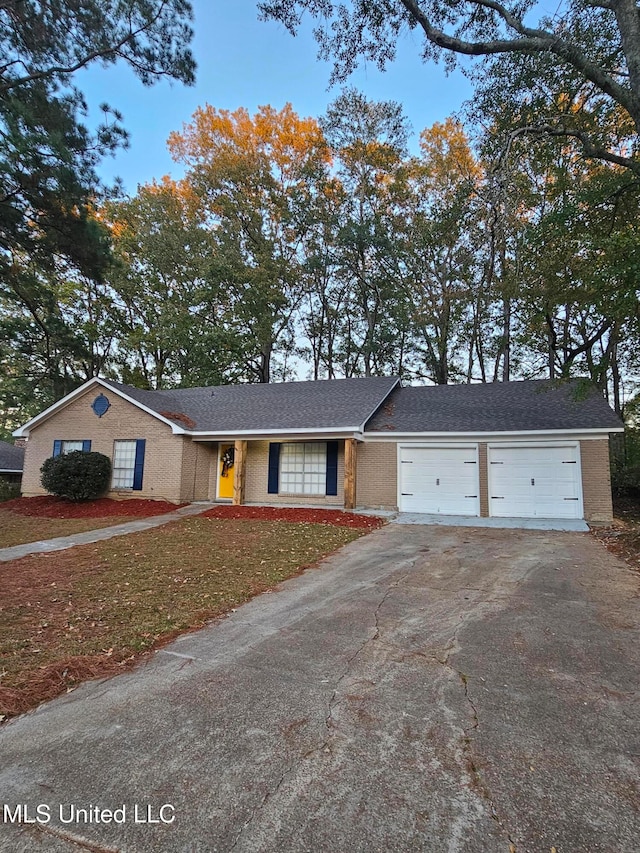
[[0, 468, 23, 473], [364, 427, 623, 442], [191, 428, 363, 442], [13, 377, 186, 437]]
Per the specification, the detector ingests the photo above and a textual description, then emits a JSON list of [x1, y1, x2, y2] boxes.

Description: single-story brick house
[[14, 376, 622, 523], [0, 439, 24, 486]]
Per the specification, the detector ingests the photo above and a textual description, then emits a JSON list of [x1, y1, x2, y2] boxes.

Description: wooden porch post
[[233, 440, 247, 506], [344, 438, 357, 510]]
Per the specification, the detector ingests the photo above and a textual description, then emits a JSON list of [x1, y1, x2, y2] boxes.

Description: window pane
[[279, 442, 327, 495], [61, 441, 84, 454], [113, 440, 137, 489]]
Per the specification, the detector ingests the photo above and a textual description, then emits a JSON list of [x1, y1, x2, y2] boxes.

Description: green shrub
[[0, 479, 20, 502], [40, 451, 111, 501]]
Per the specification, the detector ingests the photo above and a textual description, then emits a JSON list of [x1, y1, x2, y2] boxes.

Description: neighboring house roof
[[100, 376, 401, 433], [0, 440, 24, 472], [365, 380, 623, 434]]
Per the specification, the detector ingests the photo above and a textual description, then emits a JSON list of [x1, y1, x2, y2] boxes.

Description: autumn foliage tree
[[168, 103, 331, 382]]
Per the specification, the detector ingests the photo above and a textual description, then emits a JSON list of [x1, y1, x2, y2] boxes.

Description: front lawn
[[0, 515, 371, 719], [0, 497, 184, 549], [0, 510, 134, 549]]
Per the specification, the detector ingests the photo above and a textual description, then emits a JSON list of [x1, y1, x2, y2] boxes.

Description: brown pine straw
[[0, 654, 135, 718]]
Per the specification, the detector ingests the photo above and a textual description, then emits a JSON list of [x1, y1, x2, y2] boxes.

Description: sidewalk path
[[0, 502, 212, 563]]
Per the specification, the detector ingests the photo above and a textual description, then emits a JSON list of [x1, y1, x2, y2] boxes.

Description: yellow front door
[[218, 443, 235, 499]]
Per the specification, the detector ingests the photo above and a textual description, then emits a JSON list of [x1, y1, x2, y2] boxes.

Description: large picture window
[[112, 440, 138, 489], [280, 442, 327, 495]]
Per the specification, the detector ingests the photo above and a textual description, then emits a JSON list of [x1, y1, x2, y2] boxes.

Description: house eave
[[190, 427, 364, 442], [363, 427, 623, 441]]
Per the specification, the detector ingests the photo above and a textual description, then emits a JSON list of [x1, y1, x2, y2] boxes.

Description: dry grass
[[591, 495, 640, 571], [0, 516, 365, 718], [0, 509, 133, 549]]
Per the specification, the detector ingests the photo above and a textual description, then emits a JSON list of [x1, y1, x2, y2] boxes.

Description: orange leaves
[[168, 104, 257, 164], [419, 117, 482, 190], [99, 176, 194, 241], [167, 102, 330, 185]]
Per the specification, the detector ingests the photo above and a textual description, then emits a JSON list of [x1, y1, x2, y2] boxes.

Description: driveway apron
[[1, 524, 639, 852]]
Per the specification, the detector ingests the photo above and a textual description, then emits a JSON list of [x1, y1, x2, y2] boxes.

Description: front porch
[[199, 437, 360, 510]]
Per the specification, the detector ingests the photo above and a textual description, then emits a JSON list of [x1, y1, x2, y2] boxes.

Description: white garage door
[[488, 445, 582, 519], [399, 446, 479, 515]]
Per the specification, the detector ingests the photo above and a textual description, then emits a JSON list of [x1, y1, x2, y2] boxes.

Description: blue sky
[[80, 1, 472, 194]]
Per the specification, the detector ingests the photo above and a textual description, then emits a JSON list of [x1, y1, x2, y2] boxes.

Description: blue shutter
[[326, 441, 338, 496], [82, 440, 92, 453], [267, 443, 281, 494], [133, 439, 146, 491], [53, 440, 62, 457]]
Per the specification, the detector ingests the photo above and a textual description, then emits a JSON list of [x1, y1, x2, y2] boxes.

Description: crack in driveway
[[437, 619, 519, 851], [226, 572, 412, 852], [323, 571, 411, 741]]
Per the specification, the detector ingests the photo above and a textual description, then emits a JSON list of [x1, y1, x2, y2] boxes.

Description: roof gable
[[13, 378, 189, 438]]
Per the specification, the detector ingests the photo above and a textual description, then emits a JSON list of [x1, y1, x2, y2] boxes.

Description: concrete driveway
[[1, 524, 639, 852]]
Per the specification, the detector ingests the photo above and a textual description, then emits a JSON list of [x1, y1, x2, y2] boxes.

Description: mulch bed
[[202, 504, 386, 529], [2, 496, 184, 519], [0, 656, 132, 719]]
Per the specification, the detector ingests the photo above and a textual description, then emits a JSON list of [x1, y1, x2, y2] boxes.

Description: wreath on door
[[221, 446, 235, 477]]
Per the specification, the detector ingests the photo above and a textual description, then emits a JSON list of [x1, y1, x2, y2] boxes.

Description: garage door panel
[[399, 446, 479, 516], [489, 446, 582, 519]]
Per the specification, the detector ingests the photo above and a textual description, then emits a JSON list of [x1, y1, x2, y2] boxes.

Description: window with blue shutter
[[279, 442, 329, 495], [112, 440, 145, 490], [53, 440, 91, 456]]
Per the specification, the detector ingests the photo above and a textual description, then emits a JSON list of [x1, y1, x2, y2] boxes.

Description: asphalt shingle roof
[[364, 380, 622, 433], [101, 376, 400, 432], [0, 440, 24, 471]]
